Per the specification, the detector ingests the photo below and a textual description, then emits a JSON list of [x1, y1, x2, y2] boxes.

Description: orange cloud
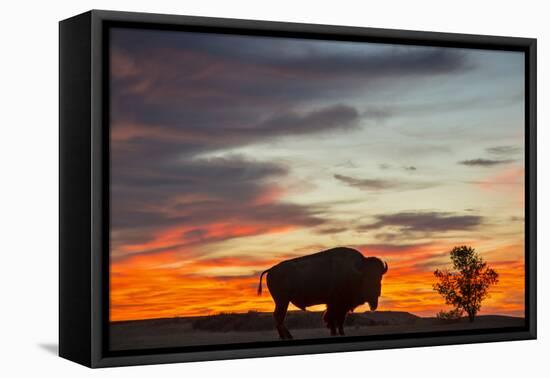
[[116, 221, 296, 258]]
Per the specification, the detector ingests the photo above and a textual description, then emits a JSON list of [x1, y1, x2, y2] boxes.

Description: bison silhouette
[[258, 246, 388, 339]]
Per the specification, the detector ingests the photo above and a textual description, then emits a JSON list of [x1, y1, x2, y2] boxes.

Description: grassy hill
[[110, 311, 525, 351], [190, 310, 419, 332]]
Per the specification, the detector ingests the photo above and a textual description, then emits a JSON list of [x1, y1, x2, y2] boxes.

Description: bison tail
[[257, 269, 270, 296]]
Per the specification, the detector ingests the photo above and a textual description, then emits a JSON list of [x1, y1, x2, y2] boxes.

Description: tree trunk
[[468, 311, 475, 322]]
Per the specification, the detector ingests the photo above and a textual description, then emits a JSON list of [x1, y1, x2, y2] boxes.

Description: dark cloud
[[315, 227, 348, 235], [275, 46, 470, 78], [334, 174, 436, 191], [109, 28, 473, 255], [403, 166, 417, 171], [111, 155, 325, 254], [112, 155, 288, 218], [334, 174, 396, 190], [112, 28, 470, 82], [458, 158, 515, 167], [258, 105, 359, 136], [111, 28, 471, 143], [486, 146, 522, 156], [112, 104, 359, 162], [358, 211, 484, 234]]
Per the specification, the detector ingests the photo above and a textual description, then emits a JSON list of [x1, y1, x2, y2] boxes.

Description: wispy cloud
[[358, 211, 484, 233], [315, 227, 348, 235], [378, 163, 417, 172], [458, 158, 515, 167], [486, 145, 522, 156], [334, 174, 436, 191]]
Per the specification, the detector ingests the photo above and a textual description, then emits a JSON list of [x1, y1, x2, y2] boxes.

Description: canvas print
[[109, 27, 525, 351]]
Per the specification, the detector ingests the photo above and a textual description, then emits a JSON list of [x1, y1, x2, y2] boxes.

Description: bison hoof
[[278, 329, 293, 340]]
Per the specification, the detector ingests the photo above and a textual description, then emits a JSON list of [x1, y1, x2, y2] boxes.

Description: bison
[[257, 247, 388, 339]]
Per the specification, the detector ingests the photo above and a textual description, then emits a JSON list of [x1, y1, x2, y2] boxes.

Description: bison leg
[[273, 300, 293, 340], [323, 307, 338, 336], [336, 312, 347, 336], [338, 324, 345, 336]]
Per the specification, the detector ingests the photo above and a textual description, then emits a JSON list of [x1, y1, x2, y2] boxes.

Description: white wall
[[1, 0, 546, 376]]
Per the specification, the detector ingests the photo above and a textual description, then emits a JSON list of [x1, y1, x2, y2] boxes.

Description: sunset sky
[[109, 27, 525, 322]]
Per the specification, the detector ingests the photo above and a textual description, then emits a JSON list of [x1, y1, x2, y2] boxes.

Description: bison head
[[360, 257, 388, 311]]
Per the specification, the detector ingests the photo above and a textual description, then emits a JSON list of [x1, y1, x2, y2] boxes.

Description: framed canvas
[[59, 10, 537, 368]]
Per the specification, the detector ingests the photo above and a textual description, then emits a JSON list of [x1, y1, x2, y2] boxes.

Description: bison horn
[[383, 261, 388, 274]]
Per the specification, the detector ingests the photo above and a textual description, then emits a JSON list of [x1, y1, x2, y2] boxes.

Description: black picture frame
[[59, 9, 537, 368]]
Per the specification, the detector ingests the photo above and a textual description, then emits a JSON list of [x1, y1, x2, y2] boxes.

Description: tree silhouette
[[433, 246, 498, 322]]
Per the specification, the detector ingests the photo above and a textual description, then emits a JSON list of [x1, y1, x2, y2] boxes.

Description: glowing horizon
[[110, 240, 525, 321], [109, 28, 525, 322]]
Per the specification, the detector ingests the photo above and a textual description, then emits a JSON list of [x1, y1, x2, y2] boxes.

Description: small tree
[[433, 246, 498, 322]]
